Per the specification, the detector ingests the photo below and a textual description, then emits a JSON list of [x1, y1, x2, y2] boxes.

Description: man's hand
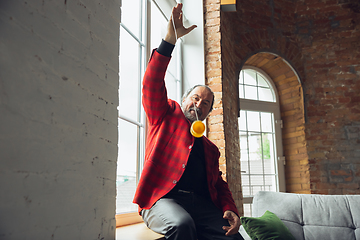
[[222, 210, 241, 236], [164, 3, 197, 45]]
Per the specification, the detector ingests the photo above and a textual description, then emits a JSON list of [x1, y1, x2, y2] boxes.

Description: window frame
[[115, 0, 205, 227], [117, 0, 147, 219], [239, 66, 285, 215]]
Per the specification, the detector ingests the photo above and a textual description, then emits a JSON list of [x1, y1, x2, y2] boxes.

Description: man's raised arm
[[164, 3, 197, 45]]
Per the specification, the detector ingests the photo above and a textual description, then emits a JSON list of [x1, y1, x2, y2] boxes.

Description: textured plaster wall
[[0, 1, 119, 239]]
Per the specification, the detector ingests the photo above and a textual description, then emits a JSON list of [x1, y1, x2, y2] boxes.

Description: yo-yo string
[[193, 101, 199, 121], [171, 10, 178, 43]]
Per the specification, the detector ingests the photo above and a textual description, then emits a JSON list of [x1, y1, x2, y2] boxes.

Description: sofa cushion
[[240, 210, 296, 240], [252, 191, 360, 240]]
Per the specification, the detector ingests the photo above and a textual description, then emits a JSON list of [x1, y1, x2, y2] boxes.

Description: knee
[[167, 215, 196, 237], [175, 217, 196, 232]]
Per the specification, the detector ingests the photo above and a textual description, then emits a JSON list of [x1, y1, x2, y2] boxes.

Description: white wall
[[181, 0, 206, 91], [0, 1, 119, 239], [153, 0, 205, 93]]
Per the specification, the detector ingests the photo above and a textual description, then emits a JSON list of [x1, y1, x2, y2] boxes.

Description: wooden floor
[[116, 223, 165, 240]]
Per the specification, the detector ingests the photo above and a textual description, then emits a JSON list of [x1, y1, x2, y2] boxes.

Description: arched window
[[239, 67, 285, 216]]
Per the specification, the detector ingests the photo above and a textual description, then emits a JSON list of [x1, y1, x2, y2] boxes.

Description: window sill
[[116, 222, 164, 240], [116, 212, 143, 227]]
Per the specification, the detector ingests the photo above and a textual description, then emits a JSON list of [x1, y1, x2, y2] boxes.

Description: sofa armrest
[[239, 225, 251, 240]]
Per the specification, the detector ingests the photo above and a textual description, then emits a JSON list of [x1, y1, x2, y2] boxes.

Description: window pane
[[261, 112, 273, 132], [118, 119, 138, 178], [244, 70, 256, 86], [264, 158, 275, 174], [243, 203, 252, 217], [119, 28, 140, 121], [248, 133, 261, 161], [241, 148, 249, 162], [239, 131, 248, 153], [244, 85, 258, 100], [265, 175, 277, 191], [166, 50, 178, 97], [250, 160, 263, 174], [239, 69, 276, 103], [239, 111, 247, 131], [151, 1, 179, 103], [241, 174, 250, 186], [117, 119, 138, 213], [250, 175, 264, 193], [258, 87, 274, 102], [242, 186, 250, 197], [121, 0, 141, 39], [240, 131, 249, 173], [263, 133, 275, 175], [165, 73, 177, 101], [239, 84, 244, 98], [247, 111, 260, 132], [257, 74, 268, 87], [239, 70, 244, 84], [262, 133, 274, 160], [241, 175, 250, 196], [150, 1, 168, 50], [241, 160, 249, 174]]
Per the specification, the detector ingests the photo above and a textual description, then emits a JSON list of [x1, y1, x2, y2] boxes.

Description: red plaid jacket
[[133, 50, 239, 216]]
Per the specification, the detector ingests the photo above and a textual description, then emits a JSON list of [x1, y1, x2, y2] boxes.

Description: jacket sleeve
[[142, 50, 171, 126], [204, 138, 240, 216], [215, 171, 240, 216]]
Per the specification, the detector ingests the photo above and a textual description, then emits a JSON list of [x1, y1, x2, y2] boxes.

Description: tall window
[[118, 0, 146, 214], [239, 67, 285, 217], [117, 0, 182, 216]]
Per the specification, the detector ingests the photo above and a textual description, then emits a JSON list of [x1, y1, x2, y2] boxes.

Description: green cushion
[[240, 210, 296, 240]]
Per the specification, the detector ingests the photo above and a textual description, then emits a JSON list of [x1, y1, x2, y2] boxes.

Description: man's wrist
[[156, 39, 175, 57], [164, 34, 176, 45]]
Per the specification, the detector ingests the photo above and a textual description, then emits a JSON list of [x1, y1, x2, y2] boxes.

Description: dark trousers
[[141, 190, 244, 240]]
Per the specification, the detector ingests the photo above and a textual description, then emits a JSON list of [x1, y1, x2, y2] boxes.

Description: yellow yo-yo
[[190, 120, 205, 138]]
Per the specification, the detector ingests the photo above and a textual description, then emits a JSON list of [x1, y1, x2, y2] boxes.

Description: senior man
[[133, 3, 243, 240]]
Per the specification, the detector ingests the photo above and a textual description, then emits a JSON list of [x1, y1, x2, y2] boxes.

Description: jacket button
[[189, 145, 192, 149], [182, 164, 185, 168], [173, 180, 177, 184]]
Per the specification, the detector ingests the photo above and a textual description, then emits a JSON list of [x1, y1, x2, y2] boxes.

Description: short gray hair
[[181, 85, 214, 113]]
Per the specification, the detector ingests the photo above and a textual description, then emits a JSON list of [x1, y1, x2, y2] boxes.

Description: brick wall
[[297, 0, 360, 194], [204, 0, 360, 197], [204, 0, 244, 216], [0, 1, 119, 239]]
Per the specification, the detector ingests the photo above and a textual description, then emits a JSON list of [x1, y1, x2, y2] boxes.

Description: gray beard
[[183, 107, 202, 123]]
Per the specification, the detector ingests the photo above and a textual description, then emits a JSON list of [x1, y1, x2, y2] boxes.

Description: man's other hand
[[222, 210, 241, 236]]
